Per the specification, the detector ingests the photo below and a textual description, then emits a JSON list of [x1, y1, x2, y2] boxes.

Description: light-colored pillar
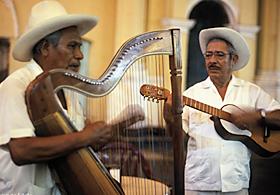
[[114, 0, 147, 51], [233, 0, 259, 82], [254, 0, 280, 101], [160, 0, 189, 90], [258, 0, 280, 71]]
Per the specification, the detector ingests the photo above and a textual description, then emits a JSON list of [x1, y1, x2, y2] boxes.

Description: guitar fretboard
[[183, 97, 232, 122]]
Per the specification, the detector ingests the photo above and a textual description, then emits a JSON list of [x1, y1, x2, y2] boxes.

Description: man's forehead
[[59, 27, 82, 41], [206, 40, 228, 50]]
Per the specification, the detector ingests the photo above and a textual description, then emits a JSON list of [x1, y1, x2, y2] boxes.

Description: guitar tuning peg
[[147, 97, 151, 101], [156, 99, 159, 103]]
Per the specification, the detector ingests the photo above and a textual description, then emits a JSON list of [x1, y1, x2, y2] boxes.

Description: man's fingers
[[118, 115, 145, 129]]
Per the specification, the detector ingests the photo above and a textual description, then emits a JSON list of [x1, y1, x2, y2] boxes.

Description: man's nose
[[74, 48, 84, 60]]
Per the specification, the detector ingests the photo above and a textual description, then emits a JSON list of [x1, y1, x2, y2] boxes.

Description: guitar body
[[212, 116, 280, 157]]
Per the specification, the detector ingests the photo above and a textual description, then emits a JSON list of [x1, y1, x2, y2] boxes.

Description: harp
[[25, 29, 184, 195]]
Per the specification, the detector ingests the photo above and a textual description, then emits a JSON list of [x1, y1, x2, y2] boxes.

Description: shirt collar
[[26, 60, 44, 77], [201, 74, 242, 89]]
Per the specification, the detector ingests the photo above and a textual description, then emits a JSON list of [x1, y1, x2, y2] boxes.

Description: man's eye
[[68, 42, 82, 49], [205, 53, 213, 57], [216, 52, 225, 57], [68, 44, 76, 48]]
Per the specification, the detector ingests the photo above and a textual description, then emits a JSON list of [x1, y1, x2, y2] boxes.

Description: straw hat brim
[[199, 27, 250, 71], [13, 14, 98, 62]]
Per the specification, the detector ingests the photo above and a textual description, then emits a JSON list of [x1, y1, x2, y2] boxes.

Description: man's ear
[[232, 54, 238, 65], [40, 40, 50, 57]]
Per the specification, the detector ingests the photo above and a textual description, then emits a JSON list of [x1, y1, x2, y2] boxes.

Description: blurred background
[[1, 0, 280, 194], [1, 0, 280, 96]]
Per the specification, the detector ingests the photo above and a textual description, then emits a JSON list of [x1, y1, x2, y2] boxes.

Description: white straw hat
[[13, 0, 98, 62], [199, 27, 250, 71]]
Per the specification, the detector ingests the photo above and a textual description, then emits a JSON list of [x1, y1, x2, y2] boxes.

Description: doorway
[[186, 0, 232, 88]]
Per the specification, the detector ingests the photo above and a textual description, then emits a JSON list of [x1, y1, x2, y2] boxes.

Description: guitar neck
[[183, 96, 232, 122]]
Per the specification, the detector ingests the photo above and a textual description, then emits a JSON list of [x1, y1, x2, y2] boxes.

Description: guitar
[[140, 84, 280, 157]]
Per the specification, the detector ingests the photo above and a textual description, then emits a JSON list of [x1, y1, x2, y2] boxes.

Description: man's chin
[[208, 72, 222, 80], [208, 70, 221, 76]]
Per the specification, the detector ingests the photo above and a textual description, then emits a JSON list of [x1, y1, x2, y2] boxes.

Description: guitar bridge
[[263, 126, 270, 143]]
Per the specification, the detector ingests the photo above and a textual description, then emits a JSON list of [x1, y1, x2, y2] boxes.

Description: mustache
[[208, 63, 221, 70]]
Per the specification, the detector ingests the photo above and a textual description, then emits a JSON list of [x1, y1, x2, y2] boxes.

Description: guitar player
[[0, 1, 144, 194], [165, 27, 280, 195]]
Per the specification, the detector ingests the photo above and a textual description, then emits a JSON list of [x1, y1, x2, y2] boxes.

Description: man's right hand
[[163, 93, 174, 124], [82, 112, 145, 150], [82, 121, 113, 149]]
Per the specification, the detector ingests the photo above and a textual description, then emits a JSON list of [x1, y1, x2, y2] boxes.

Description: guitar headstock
[[140, 84, 170, 102]]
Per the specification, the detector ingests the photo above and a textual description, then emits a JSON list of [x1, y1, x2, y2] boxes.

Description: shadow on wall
[[0, 38, 10, 83]]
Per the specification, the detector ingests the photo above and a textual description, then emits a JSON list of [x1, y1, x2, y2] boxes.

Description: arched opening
[[186, 0, 234, 88]]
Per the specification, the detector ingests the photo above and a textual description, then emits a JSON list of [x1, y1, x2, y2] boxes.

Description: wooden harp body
[[25, 29, 184, 195]]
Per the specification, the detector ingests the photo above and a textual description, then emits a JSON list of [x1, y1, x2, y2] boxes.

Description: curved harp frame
[[25, 29, 184, 195]]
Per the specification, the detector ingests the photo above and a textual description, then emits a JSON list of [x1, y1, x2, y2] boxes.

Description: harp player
[[0, 1, 144, 195]]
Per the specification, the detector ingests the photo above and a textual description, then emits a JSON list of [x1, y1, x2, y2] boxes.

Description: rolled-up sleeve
[[0, 77, 35, 145]]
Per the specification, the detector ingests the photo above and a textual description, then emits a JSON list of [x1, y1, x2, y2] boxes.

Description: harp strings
[[67, 54, 171, 194]]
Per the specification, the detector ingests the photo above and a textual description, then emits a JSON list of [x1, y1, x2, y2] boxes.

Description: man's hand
[[84, 105, 145, 150], [113, 114, 145, 131], [82, 121, 113, 149], [230, 110, 262, 130], [109, 104, 145, 132], [163, 93, 174, 124]]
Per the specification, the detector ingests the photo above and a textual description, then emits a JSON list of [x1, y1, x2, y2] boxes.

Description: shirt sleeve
[[254, 85, 280, 111], [182, 90, 191, 134], [0, 77, 35, 145]]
